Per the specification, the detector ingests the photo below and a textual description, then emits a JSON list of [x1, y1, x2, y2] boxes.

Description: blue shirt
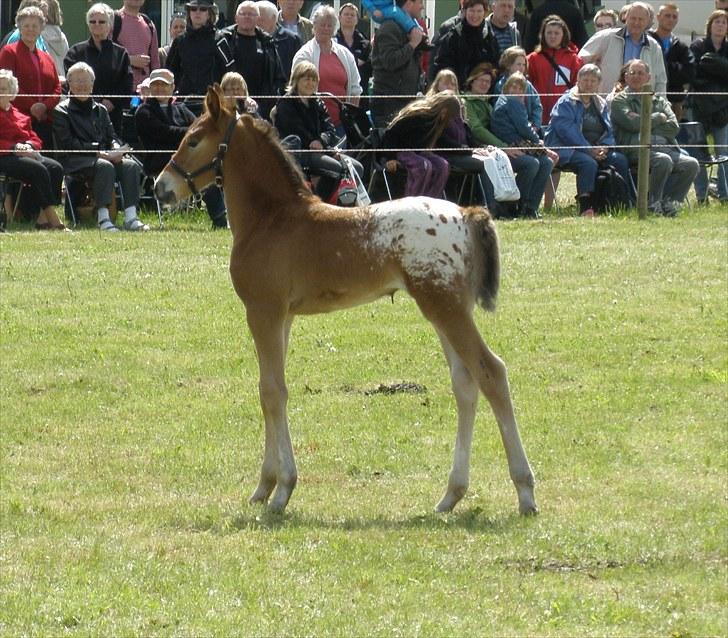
[[623, 28, 646, 63]]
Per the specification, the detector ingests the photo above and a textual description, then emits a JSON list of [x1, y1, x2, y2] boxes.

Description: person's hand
[[545, 147, 559, 165], [29, 102, 47, 121], [385, 159, 398, 172], [102, 98, 115, 112], [504, 147, 523, 158], [99, 150, 124, 163], [373, 9, 383, 18], [408, 28, 424, 49], [310, 140, 324, 150], [14, 142, 39, 158], [130, 54, 151, 70], [591, 146, 608, 161], [652, 112, 667, 124], [245, 97, 258, 113]]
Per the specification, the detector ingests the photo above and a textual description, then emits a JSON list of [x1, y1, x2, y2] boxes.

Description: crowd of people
[[0, 0, 726, 231]]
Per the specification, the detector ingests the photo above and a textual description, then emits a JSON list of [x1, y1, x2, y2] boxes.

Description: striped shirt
[[115, 8, 160, 89]]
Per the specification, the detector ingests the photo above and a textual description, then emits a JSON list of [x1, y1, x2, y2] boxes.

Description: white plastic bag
[[478, 147, 520, 202], [341, 155, 371, 207]]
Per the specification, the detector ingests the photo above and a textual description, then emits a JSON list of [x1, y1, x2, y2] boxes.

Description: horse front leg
[[435, 330, 479, 513], [247, 310, 297, 512]]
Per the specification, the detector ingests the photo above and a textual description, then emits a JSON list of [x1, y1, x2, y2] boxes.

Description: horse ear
[[205, 84, 223, 121]]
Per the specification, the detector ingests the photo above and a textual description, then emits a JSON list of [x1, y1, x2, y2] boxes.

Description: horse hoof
[[519, 502, 539, 516]]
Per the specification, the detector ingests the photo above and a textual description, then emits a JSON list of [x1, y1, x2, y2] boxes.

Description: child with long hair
[[380, 91, 459, 198]]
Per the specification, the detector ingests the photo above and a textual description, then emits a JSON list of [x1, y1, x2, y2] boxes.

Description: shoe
[[662, 200, 679, 217], [123, 218, 150, 231], [99, 218, 120, 232], [580, 208, 595, 218], [648, 202, 663, 216], [521, 208, 542, 219]]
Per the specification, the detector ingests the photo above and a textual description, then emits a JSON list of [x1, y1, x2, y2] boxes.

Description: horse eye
[[188, 138, 199, 149]]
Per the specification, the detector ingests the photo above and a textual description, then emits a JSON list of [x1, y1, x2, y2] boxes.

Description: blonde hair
[[388, 91, 462, 148], [287, 61, 319, 94], [427, 69, 460, 96], [503, 72, 527, 93], [221, 71, 248, 96], [15, 5, 46, 28], [44, 0, 62, 26]]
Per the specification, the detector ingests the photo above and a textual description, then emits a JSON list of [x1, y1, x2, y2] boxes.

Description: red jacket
[[0, 105, 43, 150], [527, 44, 583, 125], [0, 40, 61, 118]]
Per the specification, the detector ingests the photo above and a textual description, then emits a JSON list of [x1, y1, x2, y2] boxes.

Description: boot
[[577, 194, 594, 217]]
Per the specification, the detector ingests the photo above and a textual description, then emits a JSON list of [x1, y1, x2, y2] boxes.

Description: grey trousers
[[93, 158, 141, 209], [649, 147, 700, 207]]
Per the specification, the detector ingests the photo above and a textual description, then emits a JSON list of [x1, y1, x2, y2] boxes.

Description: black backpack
[[592, 166, 632, 213]]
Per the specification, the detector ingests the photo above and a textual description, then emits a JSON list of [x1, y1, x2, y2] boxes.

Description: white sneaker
[[662, 200, 680, 217]]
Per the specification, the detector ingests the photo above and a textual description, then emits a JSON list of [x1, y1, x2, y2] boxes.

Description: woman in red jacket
[[526, 15, 583, 127], [0, 69, 66, 230], [526, 15, 582, 208], [0, 6, 61, 150]]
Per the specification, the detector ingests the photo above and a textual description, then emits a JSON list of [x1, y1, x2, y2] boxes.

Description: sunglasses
[[189, 6, 207, 12], [88, 19, 107, 24]]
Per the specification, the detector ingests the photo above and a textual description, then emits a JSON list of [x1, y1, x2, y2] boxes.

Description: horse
[[154, 85, 537, 516]]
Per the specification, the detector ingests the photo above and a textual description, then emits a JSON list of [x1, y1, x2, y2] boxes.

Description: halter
[[168, 114, 239, 196]]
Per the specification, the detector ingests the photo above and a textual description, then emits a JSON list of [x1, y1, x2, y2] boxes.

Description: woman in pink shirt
[[290, 4, 362, 139]]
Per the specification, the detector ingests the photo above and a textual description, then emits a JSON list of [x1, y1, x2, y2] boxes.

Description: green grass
[[1, 202, 727, 636]]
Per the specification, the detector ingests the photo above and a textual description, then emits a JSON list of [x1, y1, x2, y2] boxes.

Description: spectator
[[336, 3, 372, 100], [291, 4, 362, 137], [494, 46, 543, 132], [277, 0, 313, 45], [0, 69, 66, 230], [361, 0, 423, 36], [648, 3, 695, 122], [463, 61, 535, 217], [689, 9, 728, 203], [220, 71, 261, 116], [527, 14, 583, 126], [431, 0, 500, 89], [430, 0, 465, 69], [0, 5, 60, 150], [610, 59, 699, 216], [380, 92, 455, 198], [257, 0, 302, 81], [112, 0, 160, 91], [40, 0, 68, 80], [718, 1, 728, 9], [135, 68, 228, 228], [166, 0, 226, 116], [0, 0, 48, 51], [158, 13, 186, 68], [593, 8, 619, 31], [490, 72, 557, 218], [274, 61, 364, 201], [370, 0, 425, 127], [53, 62, 149, 232], [545, 63, 634, 216], [486, 0, 522, 59], [523, 0, 588, 54], [64, 3, 133, 137], [217, 1, 286, 121], [578, 1, 667, 96], [426, 72, 497, 208]]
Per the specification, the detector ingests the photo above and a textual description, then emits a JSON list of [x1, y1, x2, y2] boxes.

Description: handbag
[[478, 147, 520, 202], [341, 155, 371, 207]]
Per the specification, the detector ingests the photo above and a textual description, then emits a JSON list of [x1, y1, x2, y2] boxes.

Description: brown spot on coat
[[426, 228, 437, 236]]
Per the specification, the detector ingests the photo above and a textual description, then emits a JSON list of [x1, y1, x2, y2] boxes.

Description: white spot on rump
[[369, 197, 469, 284]]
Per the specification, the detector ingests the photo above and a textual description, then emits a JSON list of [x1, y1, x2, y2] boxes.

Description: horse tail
[[469, 207, 500, 312]]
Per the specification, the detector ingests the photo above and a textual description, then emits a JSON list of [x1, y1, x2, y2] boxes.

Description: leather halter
[[168, 114, 239, 196]]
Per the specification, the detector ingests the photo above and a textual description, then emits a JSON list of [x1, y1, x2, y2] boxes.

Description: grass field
[[1, 201, 727, 636]]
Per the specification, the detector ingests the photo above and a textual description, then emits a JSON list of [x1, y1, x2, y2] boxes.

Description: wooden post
[[637, 84, 653, 220]]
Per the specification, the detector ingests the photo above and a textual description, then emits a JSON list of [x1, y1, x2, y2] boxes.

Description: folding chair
[[0, 173, 28, 226], [677, 121, 728, 203], [63, 172, 125, 228], [447, 165, 486, 206]]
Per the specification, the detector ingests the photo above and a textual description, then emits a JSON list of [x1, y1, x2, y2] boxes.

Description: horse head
[[154, 84, 238, 207]]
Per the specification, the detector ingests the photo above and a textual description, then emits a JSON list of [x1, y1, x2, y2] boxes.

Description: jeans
[[510, 153, 553, 212], [693, 122, 728, 200]]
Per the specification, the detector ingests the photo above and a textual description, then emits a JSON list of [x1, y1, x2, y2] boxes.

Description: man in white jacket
[[578, 1, 667, 96]]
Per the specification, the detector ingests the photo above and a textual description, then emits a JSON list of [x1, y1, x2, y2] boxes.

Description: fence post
[[637, 85, 653, 220]]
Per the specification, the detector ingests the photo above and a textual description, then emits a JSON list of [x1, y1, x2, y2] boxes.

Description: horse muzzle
[[154, 174, 179, 208]]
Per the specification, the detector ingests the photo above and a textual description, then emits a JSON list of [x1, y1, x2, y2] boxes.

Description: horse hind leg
[[422, 298, 538, 516], [434, 329, 479, 513]]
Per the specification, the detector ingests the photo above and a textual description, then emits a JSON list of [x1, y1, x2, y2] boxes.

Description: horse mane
[[243, 116, 314, 200]]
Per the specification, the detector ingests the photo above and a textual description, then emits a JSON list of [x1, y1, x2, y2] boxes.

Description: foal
[[155, 86, 537, 516]]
